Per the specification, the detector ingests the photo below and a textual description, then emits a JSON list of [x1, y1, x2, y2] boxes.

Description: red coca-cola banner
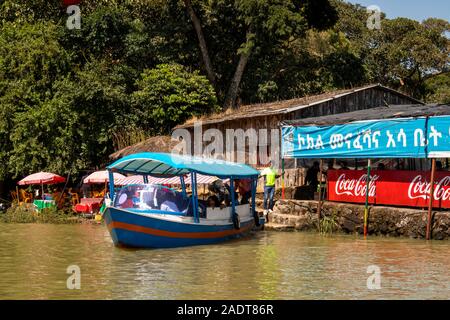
[[62, 0, 81, 6], [327, 169, 450, 209]]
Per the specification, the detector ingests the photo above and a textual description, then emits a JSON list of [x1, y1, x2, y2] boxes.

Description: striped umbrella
[[83, 171, 125, 184], [115, 175, 176, 186], [115, 174, 226, 186], [17, 172, 66, 200], [18, 172, 65, 186]]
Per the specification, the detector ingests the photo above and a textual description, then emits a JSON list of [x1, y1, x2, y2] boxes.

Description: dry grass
[[110, 135, 181, 160]]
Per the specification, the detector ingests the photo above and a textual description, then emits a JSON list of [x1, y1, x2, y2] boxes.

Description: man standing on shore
[[260, 160, 280, 216]]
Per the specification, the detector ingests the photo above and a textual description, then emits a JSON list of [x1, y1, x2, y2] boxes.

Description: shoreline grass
[[0, 204, 91, 224]]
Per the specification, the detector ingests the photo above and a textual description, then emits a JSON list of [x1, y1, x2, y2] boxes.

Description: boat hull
[[104, 207, 255, 248]]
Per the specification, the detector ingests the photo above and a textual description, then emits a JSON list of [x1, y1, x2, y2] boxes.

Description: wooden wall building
[[173, 84, 423, 187]]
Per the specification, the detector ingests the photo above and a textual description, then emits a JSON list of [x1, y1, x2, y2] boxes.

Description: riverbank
[[0, 204, 100, 225], [265, 200, 450, 240]]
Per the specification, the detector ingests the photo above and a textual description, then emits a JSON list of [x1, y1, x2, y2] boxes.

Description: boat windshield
[[114, 184, 190, 214]]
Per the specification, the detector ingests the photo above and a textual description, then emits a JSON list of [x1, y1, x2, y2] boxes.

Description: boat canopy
[[107, 152, 259, 179]]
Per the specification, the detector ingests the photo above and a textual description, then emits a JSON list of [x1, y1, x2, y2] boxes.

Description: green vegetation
[[132, 64, 219, 134], [0, 0, 448, 186], [319, 210, 339, 234], [425, 72, 450, 104], [1, 204, 83, 224]]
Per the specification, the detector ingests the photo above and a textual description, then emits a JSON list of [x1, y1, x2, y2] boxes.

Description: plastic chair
[[19, 189, 32, 203], [10, 191, 19, 204], [92, 191, 104, 198], [71, 193, 80, 207], [53, 192, 67, 209]]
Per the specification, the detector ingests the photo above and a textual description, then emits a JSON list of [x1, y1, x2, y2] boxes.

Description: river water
[[0, 223, 448, 300]]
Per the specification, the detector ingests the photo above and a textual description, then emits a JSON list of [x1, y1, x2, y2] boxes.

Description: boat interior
[[113, 184, 250, 219]]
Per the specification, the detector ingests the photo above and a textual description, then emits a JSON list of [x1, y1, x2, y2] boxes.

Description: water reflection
[[0, 223, 448, 299]]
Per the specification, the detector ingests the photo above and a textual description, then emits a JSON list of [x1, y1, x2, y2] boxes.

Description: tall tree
[[184, 0, 338, 109], [332, 1, 450, 99], [182, 0, 216, 87]]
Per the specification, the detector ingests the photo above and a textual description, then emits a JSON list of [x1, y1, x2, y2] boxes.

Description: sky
[[346, 0, 450, 22]]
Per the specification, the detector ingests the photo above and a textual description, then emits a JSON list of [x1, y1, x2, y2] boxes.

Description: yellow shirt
[[261, 167, 277, 186]]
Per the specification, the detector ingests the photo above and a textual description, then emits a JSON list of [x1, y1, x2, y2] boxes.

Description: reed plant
[[0, 204, 82, 224], [319, 210, 339, 235]]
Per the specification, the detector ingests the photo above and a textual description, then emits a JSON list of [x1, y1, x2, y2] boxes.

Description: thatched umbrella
[[109, 135, 181, 160]]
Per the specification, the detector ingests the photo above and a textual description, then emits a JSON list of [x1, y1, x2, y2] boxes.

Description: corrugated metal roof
[[281, 104, 450, 127], [175, 84, 423, 129]]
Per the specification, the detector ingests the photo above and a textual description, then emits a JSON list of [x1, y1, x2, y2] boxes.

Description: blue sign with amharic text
[[281, 116, 450, 159]]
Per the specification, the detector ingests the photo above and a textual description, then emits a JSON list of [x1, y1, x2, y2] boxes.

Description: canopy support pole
[[180, 176, 187, 199], [426, 158, 436, 240], [41, 183, 44, 200], [230, 178, 238, 229], [143, 175, 149, 184], [108, 170, 115, 202], [251, 177, 258, 226], [364, 159, 372, 238], [317, 159, 324, 221], [191, 172, 199, 223], [281, 158, 285, 200]]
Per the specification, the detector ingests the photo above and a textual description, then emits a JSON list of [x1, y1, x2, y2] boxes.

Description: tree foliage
[[332, 0, 450, 99], [0, 0, 448, 186], [132, 64, 218, 134]]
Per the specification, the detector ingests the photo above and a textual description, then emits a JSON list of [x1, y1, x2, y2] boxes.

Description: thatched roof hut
[[109, 135, 179, 160]]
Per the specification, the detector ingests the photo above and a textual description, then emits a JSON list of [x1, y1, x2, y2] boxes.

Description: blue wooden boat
[[103, 153, 262, 248]]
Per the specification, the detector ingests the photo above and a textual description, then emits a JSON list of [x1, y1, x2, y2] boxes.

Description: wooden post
[[426, 158, 437, 240], [317, 159, 324, 221], [281, 158, 285, 199], [364, 159, 372, 238]]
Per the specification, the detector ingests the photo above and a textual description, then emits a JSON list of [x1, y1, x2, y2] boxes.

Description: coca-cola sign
[[408, 175, 450, 201], [328, 169, 450, 209], [335, 173, 379, 197], [62, 0, 81, 5]]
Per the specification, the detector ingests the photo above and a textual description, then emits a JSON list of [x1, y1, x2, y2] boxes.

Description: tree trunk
[[223, 49, 250, 109], [183, 0, 216, 86]]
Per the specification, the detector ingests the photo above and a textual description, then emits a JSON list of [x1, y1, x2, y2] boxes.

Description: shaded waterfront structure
[[280, 103, 450, 239]]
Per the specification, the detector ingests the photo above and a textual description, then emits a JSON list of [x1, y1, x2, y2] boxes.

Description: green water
[[0, 223, 448, 300]]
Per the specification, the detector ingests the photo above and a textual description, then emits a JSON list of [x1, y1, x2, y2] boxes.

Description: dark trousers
[[240, 191, 251, 205], [263, 186, 275, 210]]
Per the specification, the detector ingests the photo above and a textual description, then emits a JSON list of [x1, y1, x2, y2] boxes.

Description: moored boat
[[103, 152, 263, 248]]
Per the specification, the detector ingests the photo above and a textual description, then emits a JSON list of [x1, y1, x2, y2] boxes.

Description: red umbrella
[[17, 172, 66, 200], [18, 172, 65, 185]]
